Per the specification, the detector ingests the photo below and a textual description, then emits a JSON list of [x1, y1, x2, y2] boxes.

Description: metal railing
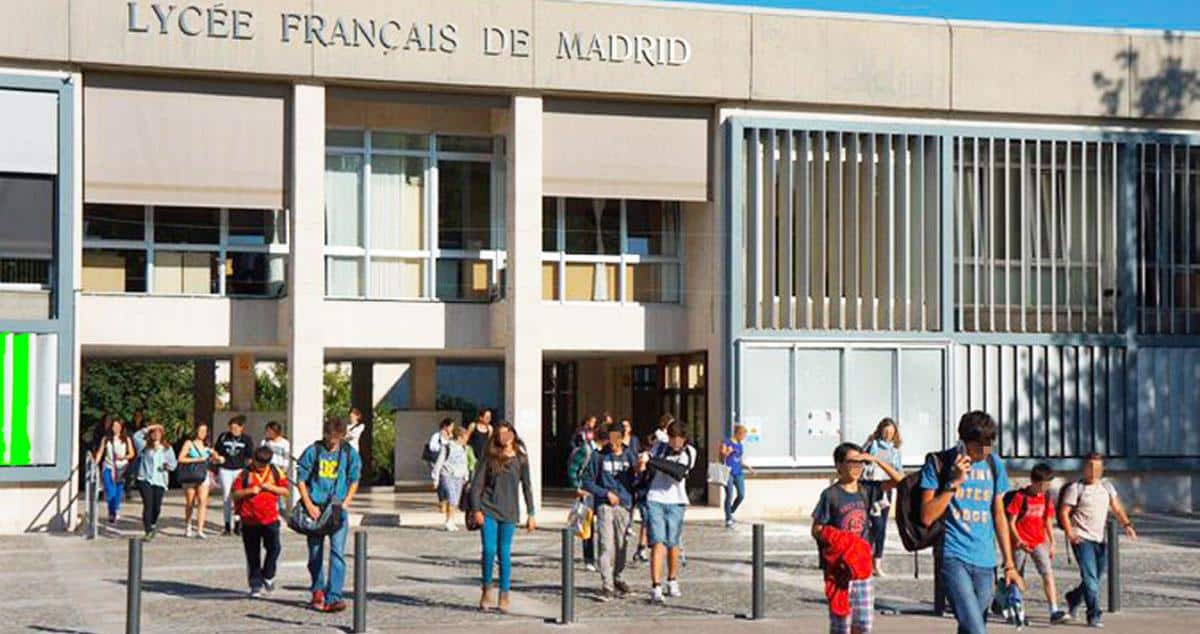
[[84, 455, 99, 540]]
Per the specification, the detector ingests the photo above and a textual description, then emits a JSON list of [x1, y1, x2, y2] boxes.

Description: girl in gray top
[[469, 420, 536, 615]]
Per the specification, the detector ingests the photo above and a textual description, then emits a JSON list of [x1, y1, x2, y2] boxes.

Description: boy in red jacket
[[1007, 462, 1068, 624], [233, 446, 290, 598], [812, 442, 905, 634]]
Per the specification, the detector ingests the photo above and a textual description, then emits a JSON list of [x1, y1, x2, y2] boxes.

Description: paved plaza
[[12, 490, 1200, 633]]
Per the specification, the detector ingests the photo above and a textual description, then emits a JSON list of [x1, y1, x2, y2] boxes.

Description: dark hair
[[1031, 463, 1054, 482], [265, 421, 283, 435], [188, 421, 209, 444], [254, 445, 274, 464], [229, 415, 247, 429], [871, 417, 902, 448], [350, 407, 362, 418], [1084, 452, 1104, 462], [603, 422, 624, 437], [439, 417, 455, 430], [323, 417, 347, 437], [833, 442, 863, 464], [957, 411, 997, 445], [658, 413, 675, 430], [106, 418, 128, 443], [486, 420, 525, 473], [666, 421, 689, 440]]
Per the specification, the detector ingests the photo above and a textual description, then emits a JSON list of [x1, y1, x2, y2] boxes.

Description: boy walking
[[583, 422, 644, 601], [232, 446, 290, 597], [811, 442, 904, 634], [296, 418, 363, 613], [216, 416, 254, 536], [1005, 463, 1067, 624], [1058, 453, 1137, 628]]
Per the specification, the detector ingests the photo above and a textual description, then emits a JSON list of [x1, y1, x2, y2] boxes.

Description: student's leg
[[101, 469, 118, 519], [326, 512, 349, 601], [646, 502, 667, 585], [850, 578, 875, 633], [262, 522, 282, 583], [596, 505, 617, 591], [871, 513, 889, 561], [939, 557, 988, 634], [112, 473, 125, 516], [613, 506, 631, 585], [497, 521, 516, 592], [666, 505, 684, 581], [1078, 541, 1105, 622], [135, 481, 154, 533], [723, 478, 735, 523], [219, 469, 237, 529], [183, 486, 196, 528], [306, 535, 326, 593], [481, 515, 499, 588], [1030, 543, 1058, 609], [242, 524, 264, 590], [968, 561, 994, 632], [197, 482, 210, 534], [730, 473, 746, 516]]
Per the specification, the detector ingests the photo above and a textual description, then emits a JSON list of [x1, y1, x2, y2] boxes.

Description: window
[[81, 205, 287, 297], [324, 130, 503, 301], [0, 174, 55, 289], [542, 197, 683, 303]]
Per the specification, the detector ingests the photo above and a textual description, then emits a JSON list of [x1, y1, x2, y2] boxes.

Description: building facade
[[1, 0, 1199, 532]]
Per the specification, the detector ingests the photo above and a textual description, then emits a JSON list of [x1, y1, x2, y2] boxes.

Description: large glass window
[[542, 197, 682, 303], [82, 204, 287, 297], [0, 174, 56, 319], [324, 130, 502, 301]]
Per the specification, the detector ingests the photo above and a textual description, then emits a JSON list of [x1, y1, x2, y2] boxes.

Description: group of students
[[813, 410, 1136, 634], [89, 410, 370, 613]]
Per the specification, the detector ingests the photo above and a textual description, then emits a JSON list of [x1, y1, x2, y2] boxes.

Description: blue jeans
[[941, 557, 994, 634], [646, 501, 685, 547], [724, 473, 746, 522], [869, 512, 888, 559], [1069, 540, 1107, 622], [481, 514, 516, 591], [101, 468, 124, 519], [306, 510, 349, 602]]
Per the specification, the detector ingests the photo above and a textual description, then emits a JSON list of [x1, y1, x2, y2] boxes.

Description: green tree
[[254, 362, 288, 412], [80, 360, 195, 445]]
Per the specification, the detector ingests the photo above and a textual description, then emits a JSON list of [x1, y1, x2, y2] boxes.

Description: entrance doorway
[[541, 360, 577, 488], [659, 352, 707, 503], [631, 365, 658, 440]]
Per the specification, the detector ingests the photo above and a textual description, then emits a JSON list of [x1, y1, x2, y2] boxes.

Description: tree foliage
[[80, 360, 195, 444]]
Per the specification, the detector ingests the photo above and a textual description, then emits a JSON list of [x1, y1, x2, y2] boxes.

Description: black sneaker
[[1050, 610, 1070, 624], [614, 580, 631, 596], [1066, 590, 1081, 621], [223, 523, 232, 536], [596, 589, 614, 603], [233, 523, 242, 536], [1087, 619, 1104, 629]]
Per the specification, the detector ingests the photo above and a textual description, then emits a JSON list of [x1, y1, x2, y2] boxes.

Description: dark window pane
[[229, 209, 285, 246], [438, 136, 492, 154], [374, 132, 428, 151], [84, 203, 143, 241], [564, 198, 619, 255], [0, 175, 55, 264], [626, 200, 680, 257], [154, 207, 219, 244], [435, 258, 492, 301], [226, 252, 287, 297], [542, 198, 557, 251], [82, 249, 146, 293], [438, 161, 492, 250], [326, 129, 363, 148]]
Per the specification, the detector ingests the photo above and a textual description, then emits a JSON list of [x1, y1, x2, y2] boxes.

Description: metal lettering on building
[[124, 2, 691, 66]]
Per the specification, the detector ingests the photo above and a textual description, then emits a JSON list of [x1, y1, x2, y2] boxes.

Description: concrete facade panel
[[1129, 32, 1200, 120], [0, 1, 68, 62], [952, 26, 1130, 117], [535, 0, 751, 99], [320, 301, 493, 351], [70, 0, 314, 77], [752, 14, 950, 110], [539, 303, 689, 352], [76, 295, 282, 348]]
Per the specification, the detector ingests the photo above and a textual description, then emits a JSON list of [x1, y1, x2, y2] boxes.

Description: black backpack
[[895, 448, 999, 552], [420, 437, 442, 464]]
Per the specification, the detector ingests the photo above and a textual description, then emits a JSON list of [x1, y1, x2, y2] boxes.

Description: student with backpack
[[1004, 463, 1067, 625], [215, 416, 254, 536], [232, 446, 290, 598], [567, 416, 599, 571], [296, 418, 362, 613], [432, 425, 474, 531], [92, 417, 134, 524], [644, 421, 695, 604], [469, 420, 537, 614], [918, 411, 1022, 634], [1058, 453, 1137, 628], [811, 442, 905, 634], [583, 422, 644, 600], [862, 418, 903, 575]]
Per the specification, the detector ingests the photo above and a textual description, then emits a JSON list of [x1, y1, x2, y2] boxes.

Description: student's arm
[[1057, 483, 1081, 545], [994, 492, 1023, 589], [232, 475, 258, 501], [131, 428, 148, 453], [865, 453, 905, 492], [581, 453, 607, 500], [1007, 512, 1026, 551], [810, 490, 831, 544], [719, 442, 732, 458], [919, 453, 970, 527], [1044, 507, 1056, 552], [296, 446, 319, 519], [521, 457, 537, 532], [91, 439, 105, 465], [431, 445, 447, 484], [164, 446, 177, 471], [343, 448, 363, 509], [178, 440, 198, 464], [1110, 489, 1137, 541]]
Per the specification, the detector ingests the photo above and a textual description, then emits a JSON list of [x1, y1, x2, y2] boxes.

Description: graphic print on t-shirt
[[318, 456, 340, 480], [920, 452, 1010, 568], [812, 482, 882, 541]]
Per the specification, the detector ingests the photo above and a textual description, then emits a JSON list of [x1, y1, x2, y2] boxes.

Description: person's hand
[[951, 453, 972, 486], [861, 453, 878, 463], [1069, 533, 1084, 546], [249, 486, 262, 496], [1004, 566, 1025, 592], [1125, 524, 1138, 541], [306, 502, 321, 520], [526, 516, 537, 533], [575, 489, 588, 500], [473, 511, 484, 527], [606, 491, 620, 506]]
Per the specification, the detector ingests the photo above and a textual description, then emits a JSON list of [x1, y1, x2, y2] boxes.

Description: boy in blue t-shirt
[[919, 411, 1022, 634]]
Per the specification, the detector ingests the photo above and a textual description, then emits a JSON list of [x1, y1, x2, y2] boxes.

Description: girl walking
[[179, 422, 221, 538], [863, 417, 904, 576], [467, 409, 494, 463], [92, 418, 134, 523], [131, 423, 177, 540], [432, 425, 473, 531], [469, 420, 536, 614]]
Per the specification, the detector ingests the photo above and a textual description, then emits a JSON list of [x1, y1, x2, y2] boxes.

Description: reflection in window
[[565, 198, 619, 255], [438, 161, 491, 251], [0, 175, 55, 305], [82, 249, 147, 293], [154, 207, 220, 244]]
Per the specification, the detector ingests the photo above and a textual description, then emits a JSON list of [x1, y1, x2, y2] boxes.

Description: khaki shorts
[[1014, 541, 1053, 578]]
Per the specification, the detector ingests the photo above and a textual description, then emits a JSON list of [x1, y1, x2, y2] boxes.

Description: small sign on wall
[[743, 417, 762, 444], [807, 409, 841, 438]]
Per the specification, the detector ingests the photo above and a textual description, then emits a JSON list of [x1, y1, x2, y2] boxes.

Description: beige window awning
[[543, 100, 711, 202], [84, 74, 287, 209]]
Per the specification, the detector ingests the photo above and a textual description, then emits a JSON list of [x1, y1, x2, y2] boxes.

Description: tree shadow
[[1095, 31, 1200, 118]]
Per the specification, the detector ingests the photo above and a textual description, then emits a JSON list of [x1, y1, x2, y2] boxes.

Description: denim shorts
[[646, 501, 686, 547]]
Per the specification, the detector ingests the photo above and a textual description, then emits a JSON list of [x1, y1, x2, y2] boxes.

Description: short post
[[913, 550, 919, 579], [85, 458, 98, 540], [1107, 518, 1121, 614], [125, 537, 142, 634], [560, 528, 575, 624], [752, 523, 765, 620], [933, 546, 946, 616], [354, 531, 368, 633]]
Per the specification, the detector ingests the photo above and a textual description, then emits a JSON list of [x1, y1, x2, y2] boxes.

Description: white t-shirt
[[1061, 479, 1118, 543], [427, 431, 445, 455], [346, 422, 364, 450], [261, 437, 291, 471], [654, 429, 670, 444], [646, 442, 695, 506]]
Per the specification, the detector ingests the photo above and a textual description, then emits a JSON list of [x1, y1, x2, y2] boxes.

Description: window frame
[[324, 128, 505, 302], [0, 172, 56, 292]]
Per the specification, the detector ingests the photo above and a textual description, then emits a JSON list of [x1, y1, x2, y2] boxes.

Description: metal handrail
[[84, 453, 99, 540]]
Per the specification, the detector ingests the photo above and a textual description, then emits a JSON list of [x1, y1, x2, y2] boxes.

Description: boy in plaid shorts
[[812, 442, 904, 633]]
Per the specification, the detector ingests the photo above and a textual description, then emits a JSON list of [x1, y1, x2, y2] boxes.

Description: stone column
[[230, 353, 255, 411], [504, 95, 544, 513], [410, 358, 437, 410], [351, 360, 374, 482], [193, 359, 216, 428], [287, 83, 326, 447]]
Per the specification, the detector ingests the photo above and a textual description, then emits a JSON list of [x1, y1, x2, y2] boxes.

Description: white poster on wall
[[808, 409, 841, 438], [743, 417, 762, 444]]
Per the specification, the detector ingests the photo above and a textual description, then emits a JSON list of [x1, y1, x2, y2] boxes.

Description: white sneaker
[[651, 586, 665, 604], [185, 525, 194, 538], [666, 579, 682, 597], [444, 520, 458, 532], [263, 578, 276, 593], [585, 562, 598, 573], [196, 530, 207, 540]]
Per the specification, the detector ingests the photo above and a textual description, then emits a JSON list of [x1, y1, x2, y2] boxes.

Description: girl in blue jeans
[[720, 425, 755, 527], [93, 419, 134, 523], [469, 420, 536, 614]]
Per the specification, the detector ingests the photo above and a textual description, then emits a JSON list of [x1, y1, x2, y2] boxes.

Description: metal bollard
[[126, 537, 142, 634], [354, 531, 367, 633], [85, 459, 98, 540], [1107, 518, 1121, 614], [933, 546, 946, 617], [752, 523, 765, 620], [913, 551, 919, 580], [561, 528, 575, 624]]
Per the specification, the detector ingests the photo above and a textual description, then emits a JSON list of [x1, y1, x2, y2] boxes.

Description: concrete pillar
[[351, 361, 374, 482], [705, 105, 734, 506], [193, 359, 216, 428], [504, 95, 544, 512], [230, 353, 255, 411], [287, 83, 326, 447], [410, 358, 437, 410]]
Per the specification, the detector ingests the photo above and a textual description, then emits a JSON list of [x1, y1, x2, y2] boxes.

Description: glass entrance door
[[658, 352, 707, 503]]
